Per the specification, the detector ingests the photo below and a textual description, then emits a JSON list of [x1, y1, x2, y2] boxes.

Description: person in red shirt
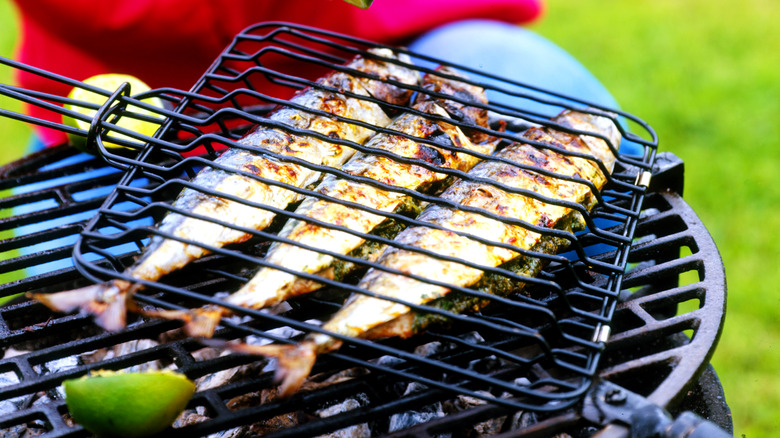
[[11, 0, 548, 147]]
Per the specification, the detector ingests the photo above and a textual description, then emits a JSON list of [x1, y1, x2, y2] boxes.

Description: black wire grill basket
[[0, 22, 661, 435]]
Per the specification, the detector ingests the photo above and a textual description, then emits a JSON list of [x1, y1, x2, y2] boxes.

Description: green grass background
[[0, 0, 28, 165], [533, 2, 779, 437], [1, 0, 777, 435]]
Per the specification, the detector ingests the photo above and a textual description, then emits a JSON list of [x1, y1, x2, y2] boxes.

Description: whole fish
[[30, 49, 420, 331], [177, 67, 496, 337], [217, 109, 621, 397]]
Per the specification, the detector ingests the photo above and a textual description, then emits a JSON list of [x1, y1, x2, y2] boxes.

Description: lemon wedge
[[63, 73, 164, 154], [64, 369, 195, 438]]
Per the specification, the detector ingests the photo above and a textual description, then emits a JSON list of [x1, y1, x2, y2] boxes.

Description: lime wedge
[[64, 369, 195, 438], [64, 74, 164, 154]]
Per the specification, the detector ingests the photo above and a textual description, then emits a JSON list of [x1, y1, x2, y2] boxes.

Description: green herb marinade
[[299, 194, 425, 284], [408, 210, 587, 335]]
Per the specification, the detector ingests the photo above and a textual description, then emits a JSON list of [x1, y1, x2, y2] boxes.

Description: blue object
[[410, 21, 618, 110], [409, 20, 641, 156]]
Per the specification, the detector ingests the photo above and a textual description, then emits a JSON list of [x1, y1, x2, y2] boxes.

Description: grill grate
[[0, 22, 716, 437], [0, 152, 726, 437]]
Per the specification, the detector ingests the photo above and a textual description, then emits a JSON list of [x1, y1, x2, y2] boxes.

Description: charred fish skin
[[225, 110, 620, 397], [220, 68, 494, 314], [31, 49, 420, 332]]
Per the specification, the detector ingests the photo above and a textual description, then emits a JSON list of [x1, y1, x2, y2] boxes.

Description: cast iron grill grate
[[0, 23, 727, 438]]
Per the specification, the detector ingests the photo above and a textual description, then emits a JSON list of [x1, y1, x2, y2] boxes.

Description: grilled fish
[[178, 67, 496, 337], [31, 49, 420, 331], [362, 208, 587, 341], [216, 109, 621, 397]]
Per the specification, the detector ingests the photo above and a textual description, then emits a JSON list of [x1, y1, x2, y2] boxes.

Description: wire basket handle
[[0, 55, 172, 153]]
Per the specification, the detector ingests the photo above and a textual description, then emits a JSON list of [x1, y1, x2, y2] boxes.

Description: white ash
[[0, 374, 46, 437], [80, 339, 164, 373], [35, 354, 80, 378], [413, 341, 446, 357], [32, 355, 80, 403], [0, 369, 20, 389], [0, 370, 28, 420], [374, 354, 405, 368], [191, 345, 223, 362], [458, 331, 486, 345], [314, 395, 371, 438], [388, 382, 448, 436]]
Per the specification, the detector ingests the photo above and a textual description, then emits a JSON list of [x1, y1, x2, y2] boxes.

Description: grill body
[[0, 23, 727, 437]]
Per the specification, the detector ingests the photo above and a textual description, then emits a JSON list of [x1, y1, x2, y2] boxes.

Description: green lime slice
[[63, 74, 164, 154], [64, 369, 195, 438]]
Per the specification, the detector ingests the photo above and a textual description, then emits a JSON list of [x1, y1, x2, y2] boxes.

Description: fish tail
[[28, 282, 128, 332], [139, 307, 224, 338], [201, 339, 322, 398]]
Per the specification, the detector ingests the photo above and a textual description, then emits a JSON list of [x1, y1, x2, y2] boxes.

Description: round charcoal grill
[[0, 23, 728, 437]]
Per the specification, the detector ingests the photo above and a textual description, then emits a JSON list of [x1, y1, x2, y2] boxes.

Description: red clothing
[[12, 0, 544, 146]]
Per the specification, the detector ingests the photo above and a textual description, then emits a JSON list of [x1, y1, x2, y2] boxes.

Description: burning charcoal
[[175, 335, 276, 434], [4, 391, 58, 437], [0, 357, 68, 437], [1, 421, 48, 438], [173, 407, 210, 428], [374, 354, 405, 368], [508, 411, 538, 432], [388, 382, 447, 435], [195, 350, 268, 392], [190, 346, 223, 362], [80, 339, 164, 373], [314, 395, 371, 438], [195, 325, 306, 392], [175, 406, 245, 438], [304, 367, 369, 391], [243, 389, 307, 437], [0, 393, 35, 434], [36, 355, 80, 378], [207, 426, 246, 438], [0, 395, 30, 420], [250, 412, 305, 436], [468, 355, 502, 374], [459, 331, 486, 344], [446, 391, 512, 437], [414, 341, 446, 357], [0, 369, 20, 390]]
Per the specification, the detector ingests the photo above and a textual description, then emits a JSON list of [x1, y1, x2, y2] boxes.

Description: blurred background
[[1, 0, 777, 435]]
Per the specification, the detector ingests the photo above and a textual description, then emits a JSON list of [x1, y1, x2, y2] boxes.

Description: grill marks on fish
[[177, 68, 495, 337], [223, 110, 620, 397], [31, 48, 420, 332]]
